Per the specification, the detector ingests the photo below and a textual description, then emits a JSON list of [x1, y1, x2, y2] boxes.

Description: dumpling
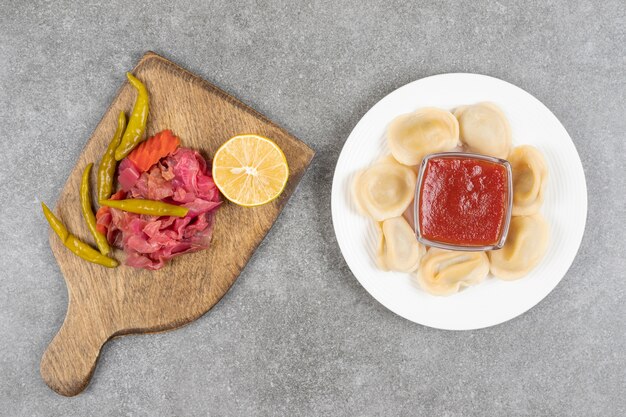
[[509, 145, 548, 216], [454, 102, 512, 159], [415, 248, 489, 296], [387, 107, 459, 166], [376, 217, 425, 272], [488, 214, 550, 280], [352, 157, 416, 221]]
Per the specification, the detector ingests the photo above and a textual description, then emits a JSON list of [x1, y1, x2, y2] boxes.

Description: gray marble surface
[[1, 1, 625, 416]]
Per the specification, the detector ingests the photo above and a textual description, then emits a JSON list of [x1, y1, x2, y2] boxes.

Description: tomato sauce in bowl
[[415, 153, 512, 250]]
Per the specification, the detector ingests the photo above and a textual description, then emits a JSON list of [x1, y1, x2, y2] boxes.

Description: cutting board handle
[[40, 305, 112, 396]]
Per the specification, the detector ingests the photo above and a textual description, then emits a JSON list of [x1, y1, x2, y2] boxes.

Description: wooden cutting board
[[40, 52, 314, 396]]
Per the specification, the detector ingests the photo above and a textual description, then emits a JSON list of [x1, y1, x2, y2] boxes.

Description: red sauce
[[418, 156, 508, 247]]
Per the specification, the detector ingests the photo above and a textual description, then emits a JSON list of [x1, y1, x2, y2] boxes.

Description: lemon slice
[[212, 134, 289, 207]]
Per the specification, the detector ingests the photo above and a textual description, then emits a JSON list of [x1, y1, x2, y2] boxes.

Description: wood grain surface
[[40, 52, 314, 397]]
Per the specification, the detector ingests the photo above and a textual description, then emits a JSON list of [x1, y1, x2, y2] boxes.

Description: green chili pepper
[[81, 163, 111, 255], [99, 199, 189, 218], [114, 72, 149, 161], [98, 111, 126, 202], [41, 203, 118, 268]]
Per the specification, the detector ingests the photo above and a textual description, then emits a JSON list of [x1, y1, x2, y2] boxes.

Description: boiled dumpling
[[415, 248, 489, 296], [454, 102, 512, 159], [376, 217, 425, 272], [352, 157, 416, 221], [488, 214, 549, 280], [509, 145, 548, 216], [387, 107, 459, 166]]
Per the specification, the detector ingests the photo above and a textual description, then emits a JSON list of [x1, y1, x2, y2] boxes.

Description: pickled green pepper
[[81, 163, 111, 255], [41, 203, 118, 268], [115, 72, 149, 161], [97, 111, 126, 202], [99, 199, 189, 218]]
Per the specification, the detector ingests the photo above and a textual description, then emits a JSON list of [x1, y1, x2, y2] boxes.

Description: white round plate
[[331, 73, 587, 330]]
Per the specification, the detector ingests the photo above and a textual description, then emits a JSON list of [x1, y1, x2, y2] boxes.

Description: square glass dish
[[414, 152, 513, 251]]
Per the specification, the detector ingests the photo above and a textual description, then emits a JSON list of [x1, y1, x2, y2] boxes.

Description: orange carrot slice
[[128, 130, 180, 172]]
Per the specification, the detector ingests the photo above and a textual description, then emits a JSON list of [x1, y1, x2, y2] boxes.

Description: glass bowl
[[414, 152, 513, 251]]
